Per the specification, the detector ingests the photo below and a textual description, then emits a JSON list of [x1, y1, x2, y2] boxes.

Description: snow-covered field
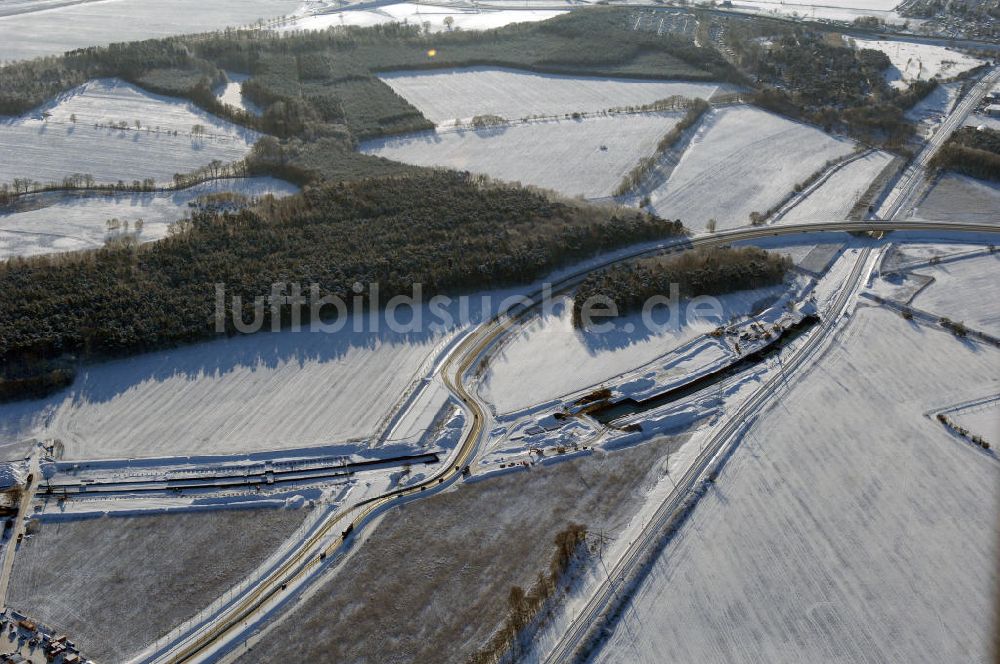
[[282, 2, 567, 33], [949, 399, 1000, 443], [0, 319, 453, 460], [0, 177, 298, 259], [849, 37, 984, 89], [907, 81, 960, 137], [231, 434, 684, 664], [730, 0, 898, 11], [9, 507, 310, 663], [729, 0, 908, 24], [0, 0, 302, 62], [216, 72, 262, 116], [779, 151, 894, 223], [913, 173, 1000, 223], [378, 67, 729, 125], [911, 253, 1000, 332], [481, 288, 784, 414], [361, 113, 683, 198], [0, 78, 260, 185], [648, 106, 855, 229], [595, 301, 1000, 664], [965, 113, 1000, 131]]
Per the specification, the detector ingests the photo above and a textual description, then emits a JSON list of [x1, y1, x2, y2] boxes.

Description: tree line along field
[[573, 246, 792, 325], [288, 3, 570, 35], [0, 78, 261, 187], [0, 8, 725, 398], [374, 67, 729, 124], [361, 112, 688, 200], [0, 0, 301, 63], [931, 125, 1000, 182], [0, 172, 686, 398], [645, 105, 856, 229], [0, 9, 735, 135], [0, 176, 299, 259], [0, 7, 972, 397], [716, 16, 962, 147], [778, 150, 896, 223]]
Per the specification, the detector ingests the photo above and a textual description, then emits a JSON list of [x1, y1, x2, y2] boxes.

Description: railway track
[[43, 453, 439, 498]]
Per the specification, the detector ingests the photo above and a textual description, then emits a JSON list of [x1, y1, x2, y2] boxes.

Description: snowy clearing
[[8, 507, 310, 663], [910, 253, 1000, 333], [906, 81, 960, 137], [848, 37, 985, 89], [215, 72, 262, 116], [0, 78, 260, 185], [0, 177, 298, 259], [648, 106, 855, 229], [481, 288, 785, 414], [361, 113, 684, 199], [0, 0, 301, 62], [779, 151, 894, 223], [282, 3, 567, 34], [0, 319, 453, 460], [913, 173, 1000, 224], [594, 302, 1000, 664], [377, 67, 730, 125]]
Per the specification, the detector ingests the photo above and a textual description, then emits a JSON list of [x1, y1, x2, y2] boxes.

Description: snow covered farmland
[[778, 151, 894, 223], [282, 3, 567, 34], [229, 435, 684, 664], [0, 0, 301, 63], [647, 106, 855, 229], [594, 301, 1000, 664], [377, 67, 729, 124], [910, 252, 1000, 333], [728, 0, 908, 25], [9, 507, 310, 663], [0, 78, 260, 185], [0, 319, 454, 460], [966, 113, 1000, 132], [0, 177, 298, 259], [913, 174, 1000, 223], [362, 113, 684, 198], [481, 289, 783, 414], [849, 37, 984, 89]]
